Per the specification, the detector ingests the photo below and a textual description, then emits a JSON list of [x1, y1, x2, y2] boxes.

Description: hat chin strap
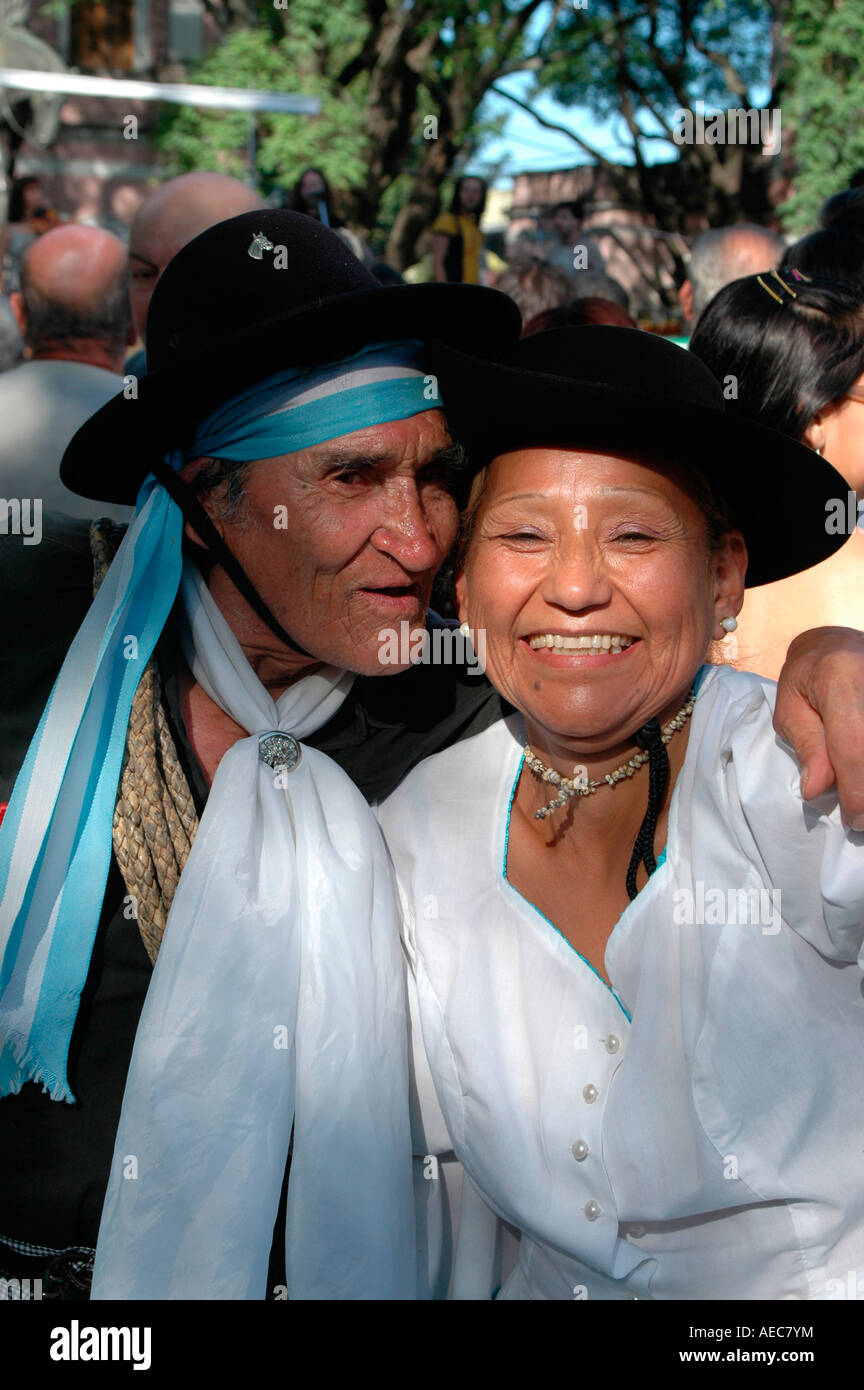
[[151, 459, 312, 659]]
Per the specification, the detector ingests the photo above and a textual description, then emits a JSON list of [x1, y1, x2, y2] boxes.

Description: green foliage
[[153, 2, 511, 246], [538, 0, 773, 138], [778, 0, 864, 234], [155, 22, 368, 197]]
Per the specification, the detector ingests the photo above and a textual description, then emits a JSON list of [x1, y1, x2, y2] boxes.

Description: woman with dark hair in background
[[786, 227, 864, 293], [287, 167, 370, 265], [690, 269, 864, 679], [785, 185, 864, 291], [288, 167, 342, 227], [431, 176, 488, 284]]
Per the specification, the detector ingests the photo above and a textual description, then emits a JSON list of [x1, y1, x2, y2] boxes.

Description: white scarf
[[91, 564, 417, 1299]]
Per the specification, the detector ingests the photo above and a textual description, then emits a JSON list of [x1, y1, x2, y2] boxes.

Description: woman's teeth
[[527, 633, 634, 652]]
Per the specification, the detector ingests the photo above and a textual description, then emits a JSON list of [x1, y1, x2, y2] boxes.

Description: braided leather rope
[[89, 520, 199, 965]]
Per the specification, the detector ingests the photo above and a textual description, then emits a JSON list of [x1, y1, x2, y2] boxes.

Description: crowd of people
[[1, 161, 864, 1302]]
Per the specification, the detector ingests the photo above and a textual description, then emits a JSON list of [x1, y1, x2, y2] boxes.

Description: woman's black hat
[[434, 326, 851, 587], [61, 209, 522, 506]]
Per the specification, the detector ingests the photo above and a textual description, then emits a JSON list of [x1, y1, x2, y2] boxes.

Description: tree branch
[[687, 37, 750, 105], [490, 83, 621, 174]]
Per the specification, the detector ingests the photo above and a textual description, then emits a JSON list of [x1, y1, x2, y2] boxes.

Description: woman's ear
[[712, 531, 748, 641], [802, 415, 826, 455]]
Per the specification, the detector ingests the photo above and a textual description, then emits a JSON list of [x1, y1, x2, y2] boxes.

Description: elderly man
[[679, 223, 786, 334], [0, 211, 862, 1303], [125, 171, 264, 375], [0, 224, 132, 522], [0, 210, 518, 1303]]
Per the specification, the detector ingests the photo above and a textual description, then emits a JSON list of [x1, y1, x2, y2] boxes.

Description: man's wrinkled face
[[197, 410, 461, 676]]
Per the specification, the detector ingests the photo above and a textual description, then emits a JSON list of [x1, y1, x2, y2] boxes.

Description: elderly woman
[[0, 208, 520, 1301], [380, 327, 864, 1301]]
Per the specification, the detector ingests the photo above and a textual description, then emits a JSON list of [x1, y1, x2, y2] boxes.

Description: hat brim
[[61, 282, 521, 505], [434, 340, 852, 589]]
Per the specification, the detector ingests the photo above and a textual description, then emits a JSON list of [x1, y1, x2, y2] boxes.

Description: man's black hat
[[434, 326, 851, 587], [61, 209, 522, 506]]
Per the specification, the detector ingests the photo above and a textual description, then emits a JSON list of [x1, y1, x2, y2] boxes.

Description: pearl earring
[[459, 621, 471, 637], [720, 616, 738, 633]]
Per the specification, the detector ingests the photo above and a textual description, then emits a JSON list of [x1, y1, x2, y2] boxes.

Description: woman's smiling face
[[456, 447, 747, 753]]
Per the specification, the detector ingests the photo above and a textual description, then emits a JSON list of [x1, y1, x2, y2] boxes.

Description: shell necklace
[[523, 688, 697, 820]]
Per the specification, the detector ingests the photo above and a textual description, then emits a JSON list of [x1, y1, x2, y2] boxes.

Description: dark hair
[[522, 297, 637, 337], [8, 177, 41, 224], [552, 200, 584, 219], [288, 168, 343, 227], [785, 227, 864, 292], [820, 187, 864, 235], [18, 253, 130, 354], [187, 456, 251, 522], [689, 270, 864, 442], [449, 176, 487, 222]]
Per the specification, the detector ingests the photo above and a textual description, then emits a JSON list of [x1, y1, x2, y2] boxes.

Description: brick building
[[506, 163, 704, 323], [16, 0, 221, 235]]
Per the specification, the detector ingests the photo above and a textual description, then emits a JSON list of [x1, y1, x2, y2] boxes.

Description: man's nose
[[369, 481, 447, 572], [541, 532, 613, 611]]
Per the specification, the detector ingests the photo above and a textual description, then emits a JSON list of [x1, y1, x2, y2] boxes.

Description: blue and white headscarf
[[0, 337, 434, 1299], [0, 338, 432, 1101]]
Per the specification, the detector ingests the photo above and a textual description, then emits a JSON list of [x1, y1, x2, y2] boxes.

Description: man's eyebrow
[[129, 252, 158, 271], [423, 441, 467, 469], [317, 450, 390, 470], [315, 441, 466, 470]]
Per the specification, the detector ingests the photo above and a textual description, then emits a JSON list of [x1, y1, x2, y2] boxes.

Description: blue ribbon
[[0, 339, 433, 1101]]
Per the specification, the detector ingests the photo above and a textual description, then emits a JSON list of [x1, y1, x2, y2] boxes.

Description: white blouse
[[379, 665, 864, 1300]]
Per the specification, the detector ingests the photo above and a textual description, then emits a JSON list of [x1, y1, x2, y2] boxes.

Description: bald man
[[128, 172, 264, 353], [679, 224, 786, 333], [0, 225, 132, 523]]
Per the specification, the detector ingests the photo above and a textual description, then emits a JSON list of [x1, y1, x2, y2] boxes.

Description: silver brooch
[[258, 732, 301, 772], [248, 231, 274, 260]]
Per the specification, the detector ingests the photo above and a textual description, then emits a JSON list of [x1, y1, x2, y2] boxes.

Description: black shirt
[[0, 515, 506, 1252]]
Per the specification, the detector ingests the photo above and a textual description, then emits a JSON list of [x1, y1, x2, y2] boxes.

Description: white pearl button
[[584, 1200, 602, 1221], [605, 1034, 621, 1054], [571, 1139, 589, 1161], [583, 1083, 599, 1104]]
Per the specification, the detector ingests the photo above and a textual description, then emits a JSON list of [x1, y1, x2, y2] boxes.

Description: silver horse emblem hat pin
[[248, 230, 275, 261]]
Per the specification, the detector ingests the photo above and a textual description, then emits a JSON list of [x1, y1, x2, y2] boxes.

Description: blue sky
[[479, 72, 678, 182], [473, 0, 773, 189]]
